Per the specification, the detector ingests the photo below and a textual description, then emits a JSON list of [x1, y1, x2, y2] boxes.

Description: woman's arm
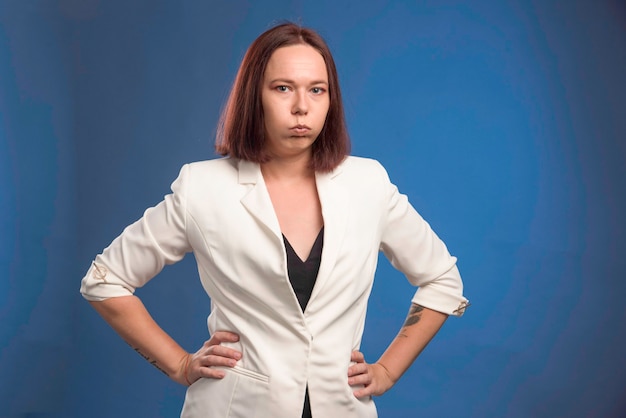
[[90, 295, 241, 386], [348, 303, 447, 397]]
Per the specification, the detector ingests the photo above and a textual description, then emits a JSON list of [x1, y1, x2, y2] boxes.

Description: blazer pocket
[[181, 366, 270, 418], [229, 364, 269, 383]]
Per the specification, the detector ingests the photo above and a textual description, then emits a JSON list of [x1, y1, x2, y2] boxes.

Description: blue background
[[1, 1, 625, 417]]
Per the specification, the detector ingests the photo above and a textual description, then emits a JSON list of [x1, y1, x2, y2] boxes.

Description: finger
[[197, 366, 226, 380], [347, 363, 368, 377], [351, 350, 365, 363], [206, 344, 242, 360], [348, 371, 372, 386], [200, 354, 239, 368], [353, 386, 374, 399], [211, 331, 240, 343]]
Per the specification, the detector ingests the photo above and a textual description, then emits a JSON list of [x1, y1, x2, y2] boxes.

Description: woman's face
[[261, 44, 330, 161]]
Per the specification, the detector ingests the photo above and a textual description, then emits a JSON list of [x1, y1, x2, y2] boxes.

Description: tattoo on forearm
[[133, 347, 169, 376], [402, 304, 424, 328]]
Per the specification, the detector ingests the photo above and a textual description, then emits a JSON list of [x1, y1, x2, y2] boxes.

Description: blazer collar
[[237, 158, 345, 184], [238, 159, 261, 184]]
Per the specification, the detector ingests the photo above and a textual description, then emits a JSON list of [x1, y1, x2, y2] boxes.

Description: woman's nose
[[291, 91, 308, 115]]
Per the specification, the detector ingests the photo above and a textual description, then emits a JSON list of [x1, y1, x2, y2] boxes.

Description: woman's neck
[[260, 154, 315, 183]]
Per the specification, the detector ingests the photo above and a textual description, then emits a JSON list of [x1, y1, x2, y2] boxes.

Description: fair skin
[[89, 43, 448, 400], [260, 44, 328, 260]]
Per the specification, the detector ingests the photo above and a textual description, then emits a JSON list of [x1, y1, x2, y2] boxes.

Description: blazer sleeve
[[377, 162, 469, 316], [80, 165, 192, 301]]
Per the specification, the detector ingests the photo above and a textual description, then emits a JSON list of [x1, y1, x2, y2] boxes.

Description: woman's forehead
[[264, 44, 328, 82]]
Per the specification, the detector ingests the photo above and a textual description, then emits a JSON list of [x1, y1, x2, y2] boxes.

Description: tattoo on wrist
[[401, 304, 424, 328], [133, 347, 169, 376]]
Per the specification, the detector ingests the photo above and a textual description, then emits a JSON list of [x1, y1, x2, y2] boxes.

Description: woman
[[80, 22, 469, 417]]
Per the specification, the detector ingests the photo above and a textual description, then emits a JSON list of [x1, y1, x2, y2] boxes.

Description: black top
[[283, 227, 324, 312]]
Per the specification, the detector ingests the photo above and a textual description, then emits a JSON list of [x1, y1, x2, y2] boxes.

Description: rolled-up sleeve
[[80, 165, 192, 301], [378, 163, 469, 317]]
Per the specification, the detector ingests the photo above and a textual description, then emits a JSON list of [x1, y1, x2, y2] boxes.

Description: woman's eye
[[311, 87, 325, 94], [276, 86, 289, 92]]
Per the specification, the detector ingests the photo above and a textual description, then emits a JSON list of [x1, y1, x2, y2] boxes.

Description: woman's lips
[[290, 125, 311, 135]]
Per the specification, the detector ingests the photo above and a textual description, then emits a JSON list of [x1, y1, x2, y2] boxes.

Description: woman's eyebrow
[[268, 78, 329, 86]]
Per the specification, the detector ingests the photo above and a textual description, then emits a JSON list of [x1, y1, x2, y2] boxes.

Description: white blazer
[[81, 156, 468, 418]]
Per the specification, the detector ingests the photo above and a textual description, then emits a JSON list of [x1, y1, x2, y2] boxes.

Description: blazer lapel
[[238, 159, 282, 240], [309, 164, 349, 306]]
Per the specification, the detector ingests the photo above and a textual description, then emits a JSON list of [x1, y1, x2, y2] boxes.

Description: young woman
[[80, 22, 469, 418]]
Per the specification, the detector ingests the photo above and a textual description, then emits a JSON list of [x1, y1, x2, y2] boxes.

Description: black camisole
[[283, 227, 324, 311]]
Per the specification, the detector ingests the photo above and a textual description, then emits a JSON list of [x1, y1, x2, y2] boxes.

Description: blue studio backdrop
[[1, 1, 625, 417]]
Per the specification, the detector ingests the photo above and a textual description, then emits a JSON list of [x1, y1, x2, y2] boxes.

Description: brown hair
[[215, 22, 350, 172]]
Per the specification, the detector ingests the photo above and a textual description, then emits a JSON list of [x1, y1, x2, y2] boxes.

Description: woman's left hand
[[348, 351, 395, 398]]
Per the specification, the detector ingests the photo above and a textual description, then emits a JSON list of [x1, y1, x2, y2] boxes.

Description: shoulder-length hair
[[215, 22, 350, 172]]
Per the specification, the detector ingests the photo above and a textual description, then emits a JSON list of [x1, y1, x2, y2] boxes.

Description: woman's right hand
[[176, 331, 242, 386]]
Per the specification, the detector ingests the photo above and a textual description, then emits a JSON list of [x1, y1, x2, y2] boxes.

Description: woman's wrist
[[174, 352, 193, 386], [372, 361, 397, 389]]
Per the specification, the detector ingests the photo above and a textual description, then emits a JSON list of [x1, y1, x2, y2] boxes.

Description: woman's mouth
[[290, 124, 311, 135]]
